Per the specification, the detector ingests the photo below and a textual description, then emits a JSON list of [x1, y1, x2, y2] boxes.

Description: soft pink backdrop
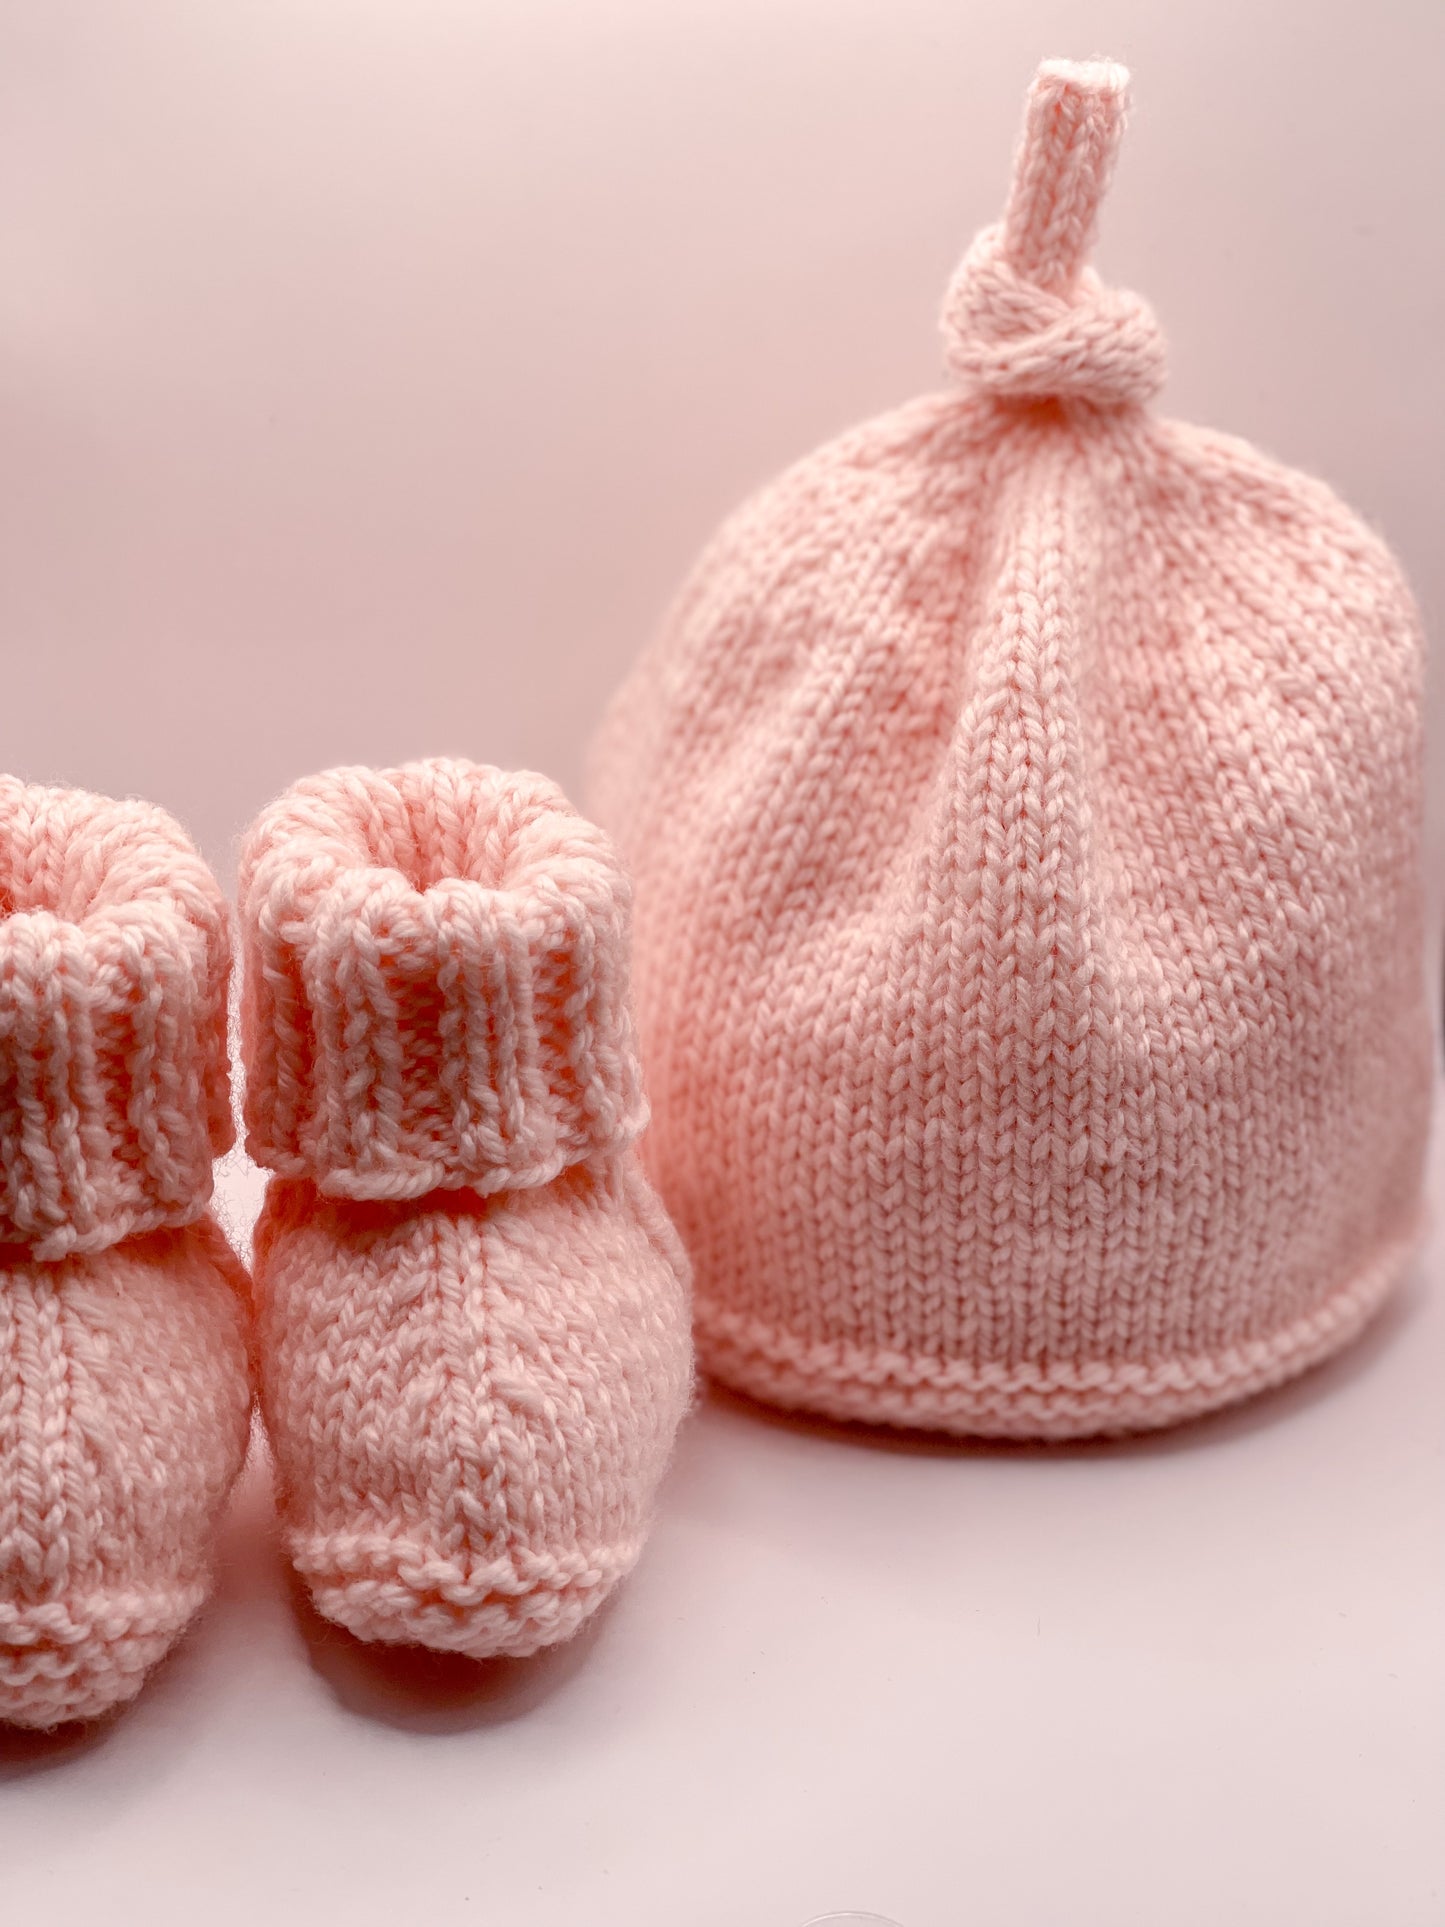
[[1, 1, 1440, 903], [1, 11, 1442, 1925]]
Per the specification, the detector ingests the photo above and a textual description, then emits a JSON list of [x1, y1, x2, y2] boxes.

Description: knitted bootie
[[0, 779, 252, 1727], [238, 759, 692, 1659]]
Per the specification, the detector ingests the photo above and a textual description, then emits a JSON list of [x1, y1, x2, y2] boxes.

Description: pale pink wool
[[239, 759, 693, 1657], [0, 779, 251, 1726], [589, 60, 1433, 1438]]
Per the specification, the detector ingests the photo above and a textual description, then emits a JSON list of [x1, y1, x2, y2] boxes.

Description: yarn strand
[[1000, 58, 1130, 294]]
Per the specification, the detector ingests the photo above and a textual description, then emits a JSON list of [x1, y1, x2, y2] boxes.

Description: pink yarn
[[0, 782, 233, 1258], [589, 60, 1433, 1438], [0, 779, 251, 1726], [239, 760, 692, 1657], [940, 60, 1165, 407]]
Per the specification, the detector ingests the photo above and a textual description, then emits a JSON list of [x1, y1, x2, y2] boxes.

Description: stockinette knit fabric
[[238, 758, 692, 1658], [588, 58, 1432, 1438], [0, 778, 252, 1726]]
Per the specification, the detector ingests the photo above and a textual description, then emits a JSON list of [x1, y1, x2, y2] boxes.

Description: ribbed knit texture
[[0, 778, 233, 1258], [243, 760, 648, 1202], [1, 780, 251, 1726], [239, 760, 692, 1657], [588, 59, 1433, 1438]]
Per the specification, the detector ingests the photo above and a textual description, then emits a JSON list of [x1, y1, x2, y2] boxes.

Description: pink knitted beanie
[[238, 759, 692, 1657], [1, 778, 252, 1726], [588, 59, 1432, 1438]]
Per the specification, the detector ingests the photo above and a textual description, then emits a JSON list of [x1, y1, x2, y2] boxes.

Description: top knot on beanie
[[941, 58, 1165, 407]]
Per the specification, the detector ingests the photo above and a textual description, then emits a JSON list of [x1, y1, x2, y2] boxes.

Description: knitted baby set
[[1, 60, 1430, 1727], [0, 762, 692, 1725]]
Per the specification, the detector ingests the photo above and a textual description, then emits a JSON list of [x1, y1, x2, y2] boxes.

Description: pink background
[[2, 7, 1442, 1926]]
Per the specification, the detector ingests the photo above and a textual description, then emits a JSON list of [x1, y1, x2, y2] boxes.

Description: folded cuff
[[238, 760, 647, 1199], [0, 780, 233, 1259]]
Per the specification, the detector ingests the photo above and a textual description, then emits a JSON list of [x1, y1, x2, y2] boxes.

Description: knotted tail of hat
[[941, 58, 1165, 408]]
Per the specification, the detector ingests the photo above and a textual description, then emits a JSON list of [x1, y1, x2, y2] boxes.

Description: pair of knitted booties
[[0, 761, 692, 1728]]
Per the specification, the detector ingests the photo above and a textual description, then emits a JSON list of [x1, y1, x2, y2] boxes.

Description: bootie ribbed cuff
[[0, 779, 233, 1260], [238, 760, 648, 1201]]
